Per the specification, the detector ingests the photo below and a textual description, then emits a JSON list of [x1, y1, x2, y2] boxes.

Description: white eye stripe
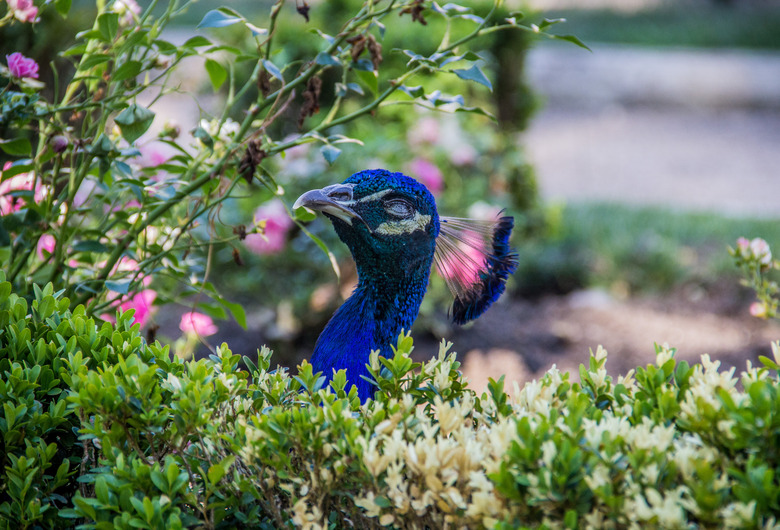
[[353, 189, 393, 205], [375, 213, 432, 235]]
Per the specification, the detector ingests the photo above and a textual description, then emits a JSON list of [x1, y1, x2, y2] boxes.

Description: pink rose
[[73, 178, 98, 208], [36, 233, 56, 259], [749, 238, 772, 266], [448, 143, 477, 167], [244, 199, 294, 255], [736, 237, 751, 254], [407, 117, 440, 145], [0, 163, 47, 215], [7, 0, 38, 22], [409, 158, 444, 196], [179, 311, 218, 337], [104, 289, 157, 328], [112, 0, 141, 26], [750, 302, 768, 319], [6, 52, 39, 79]]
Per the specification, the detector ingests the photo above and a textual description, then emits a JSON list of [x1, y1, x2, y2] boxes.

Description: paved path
[[524, 44, 780, 217]]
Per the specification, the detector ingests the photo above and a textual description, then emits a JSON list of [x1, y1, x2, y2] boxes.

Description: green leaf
[[95, 476, 109, 504], [374, 495, 392, 508], [220, 298, 247, 330], [454, 106, 496, 120], [55, 0, 72, 17], [315, 52, 340, 66], [320, 145, 341, 165], [539, 17, 566, 30], [112, 60, 142, 82], [105, 280, 131, 295], [194, 302, 227, 321], [452, 64, 492, 91], [208, 464, 226, 484], [153, 39, 178, 54], [197, 9, 242, 29], [244, 22, 267, 37], [192, 126, 213, 149], [354, 69, 377, 96], [551, 34, 592, 51], [0, 138, 32, 156], [115, 104, 155, 144], [79, 53, 112, 70], [262, 59, 283, 81], [73, 240, 109, 253], [204, 59, 227, 91], [0, 221, 10, 247], [183, 36, 212, 48], [297, 224, 340, 281], [347, 82, 364, 95], [294, 206, 317, 222], [97, 12, 119, 42], [398, 85, 424, 98], [150, 470, 167, 493]]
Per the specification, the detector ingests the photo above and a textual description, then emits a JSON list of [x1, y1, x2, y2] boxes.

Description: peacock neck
[[311, 255, 433, 402]]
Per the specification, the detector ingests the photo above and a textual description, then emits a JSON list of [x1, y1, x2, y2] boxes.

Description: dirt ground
[[448, 285, 780, 395]]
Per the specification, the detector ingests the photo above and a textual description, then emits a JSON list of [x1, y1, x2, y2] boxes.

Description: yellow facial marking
[[375, 212, 432, 235]]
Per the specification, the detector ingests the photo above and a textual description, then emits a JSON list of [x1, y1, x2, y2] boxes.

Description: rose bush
[[0, 0, 579, 341]]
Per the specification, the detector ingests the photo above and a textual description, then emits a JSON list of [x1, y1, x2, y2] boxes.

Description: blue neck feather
[[311, 253, 433, 401]]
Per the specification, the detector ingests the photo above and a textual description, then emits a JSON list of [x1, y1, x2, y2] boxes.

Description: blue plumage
[[294, 169, 516, 401]]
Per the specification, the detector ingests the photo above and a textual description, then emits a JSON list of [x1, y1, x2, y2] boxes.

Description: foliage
[[3, 276, 780, 528], [1, 0, 575, 334]]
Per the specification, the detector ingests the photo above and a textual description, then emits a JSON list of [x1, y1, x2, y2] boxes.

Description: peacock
[[293, 169, 518, 401]]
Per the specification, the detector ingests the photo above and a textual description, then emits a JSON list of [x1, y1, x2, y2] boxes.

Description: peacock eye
[[328, 191, 351, 202], [383, 198, 414, 218]]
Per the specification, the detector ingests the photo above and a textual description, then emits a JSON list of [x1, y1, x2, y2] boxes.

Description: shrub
[[2, 275, 780, 528]]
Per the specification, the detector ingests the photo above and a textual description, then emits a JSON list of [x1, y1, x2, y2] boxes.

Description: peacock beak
[[293, 184, 362, 225]]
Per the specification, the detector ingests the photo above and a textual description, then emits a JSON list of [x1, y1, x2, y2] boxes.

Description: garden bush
[[2, 272, 780, 528]]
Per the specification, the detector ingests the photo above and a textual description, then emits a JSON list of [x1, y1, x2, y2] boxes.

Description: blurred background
[[6, 0, 779, 392]]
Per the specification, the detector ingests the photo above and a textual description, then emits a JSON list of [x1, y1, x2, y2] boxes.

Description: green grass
[[515, 203, 780, 296], [547, 6, 780, 50]]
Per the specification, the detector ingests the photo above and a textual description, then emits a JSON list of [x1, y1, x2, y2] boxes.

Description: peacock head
[[294, 169, 440, 271], [295, 168, 519, 324]]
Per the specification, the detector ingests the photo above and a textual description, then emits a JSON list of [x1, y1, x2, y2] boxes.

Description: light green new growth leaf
[[204, 59, 228, 91]]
